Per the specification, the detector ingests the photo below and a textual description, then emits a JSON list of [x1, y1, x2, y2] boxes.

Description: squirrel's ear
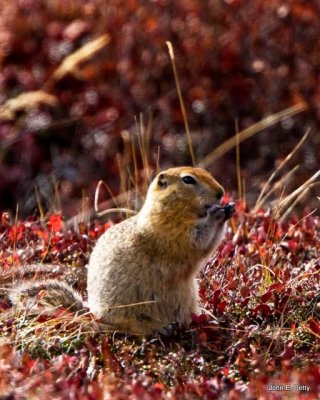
[[157, 173, 168, 188]]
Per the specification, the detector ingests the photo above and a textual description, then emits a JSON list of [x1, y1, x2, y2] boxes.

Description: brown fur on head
[[140, 167, 224, 226]]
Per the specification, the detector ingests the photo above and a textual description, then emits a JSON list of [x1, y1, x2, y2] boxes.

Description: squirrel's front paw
[[208, 204, 225, 222], [209, 202, 235, 222], [223, 202, 235, 221]]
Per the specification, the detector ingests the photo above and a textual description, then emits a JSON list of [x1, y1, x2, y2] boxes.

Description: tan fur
[[11, 167, 229, 335], [87, 167, 227, 334]]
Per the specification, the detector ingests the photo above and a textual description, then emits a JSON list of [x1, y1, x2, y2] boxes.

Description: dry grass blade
[[96, 208, 136, 218], [11, 310, 96, 348], [34, 184, 45, 221], [81, 189, 90, 227], [94, 180, 116, 213], [52, 174, 62, 214], [67, 188, 137, 227], [94, 180, 135, 218], [278, 187, 318, 223], [198, 101, 308, 168], [0, 91, 57, 120], [166, 41, 196, 166], [134, 114, 153, 193], [288, 259, 320, 287], [235, 119, 243, 200], [49, 34, 110, 82], [107, 300, 156, 310], [274, 170, 320, 221], [89, 113, 153, 223], [278, 210, 318, 248], [254, 128, 311, 212], [262, 165, 300, 208], [277, 188, 310, 222]]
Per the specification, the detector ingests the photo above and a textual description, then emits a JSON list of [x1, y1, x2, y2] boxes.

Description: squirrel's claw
[[223, 202, 236, 221]]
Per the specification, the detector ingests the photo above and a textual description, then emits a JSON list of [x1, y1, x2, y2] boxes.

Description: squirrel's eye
[[181, 176, 197, 185]]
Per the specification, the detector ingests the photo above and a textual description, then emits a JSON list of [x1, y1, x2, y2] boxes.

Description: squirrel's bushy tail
[[10, 280, 85, 313]]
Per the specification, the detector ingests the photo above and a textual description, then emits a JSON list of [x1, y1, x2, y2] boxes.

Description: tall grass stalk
[[166, 41, 196, 166]]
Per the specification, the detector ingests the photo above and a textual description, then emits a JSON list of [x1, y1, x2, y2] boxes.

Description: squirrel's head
[[140, 167, 224, 224]]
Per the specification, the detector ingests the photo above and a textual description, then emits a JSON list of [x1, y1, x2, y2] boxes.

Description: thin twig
[[48, 34, 110, 83], [274, 170, 320, 219], [235, 119, 242, 201], [166, 41, 196, 166], [257, 165, 300, 211], [96, 207, 136, 218], [254, 128, 311, 212]]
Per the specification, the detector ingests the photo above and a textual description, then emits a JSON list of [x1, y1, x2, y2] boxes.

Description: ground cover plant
[[0, 192, 319, 399]]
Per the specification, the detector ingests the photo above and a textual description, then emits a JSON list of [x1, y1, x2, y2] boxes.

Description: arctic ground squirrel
[[10, 167, 235, 335]]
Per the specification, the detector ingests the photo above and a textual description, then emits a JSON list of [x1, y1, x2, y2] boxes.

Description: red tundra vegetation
[[0, 202, 319, 399]]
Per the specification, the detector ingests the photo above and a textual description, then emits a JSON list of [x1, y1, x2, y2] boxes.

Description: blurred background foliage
[[0, 0, 319, 217]]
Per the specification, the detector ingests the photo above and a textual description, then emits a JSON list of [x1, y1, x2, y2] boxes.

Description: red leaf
[[191, 313, 208, 325], [209, 289, 222, 309], [37, 229, 49, 241], [0, 301, 11, 310], [198, 331, 207, 342], [153, 383, 164, 391], [221, 242, 234, 257], [104, 222, 111, 231], [308, 318, 320, 336], [240, 286, 251, 298], [48, 214, 63, 232], [217, 300, 227, 312], [9, 224, 25, 242], [268, 283, 286, 292], [288, 239, 298, 252], [260, 283, 286, 302], [260, 291, 273, 303], [199, 286, 206, 301], [280, 340, 295, 361], [252, 304, 272, 317], [305, 214, 315, 230]]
